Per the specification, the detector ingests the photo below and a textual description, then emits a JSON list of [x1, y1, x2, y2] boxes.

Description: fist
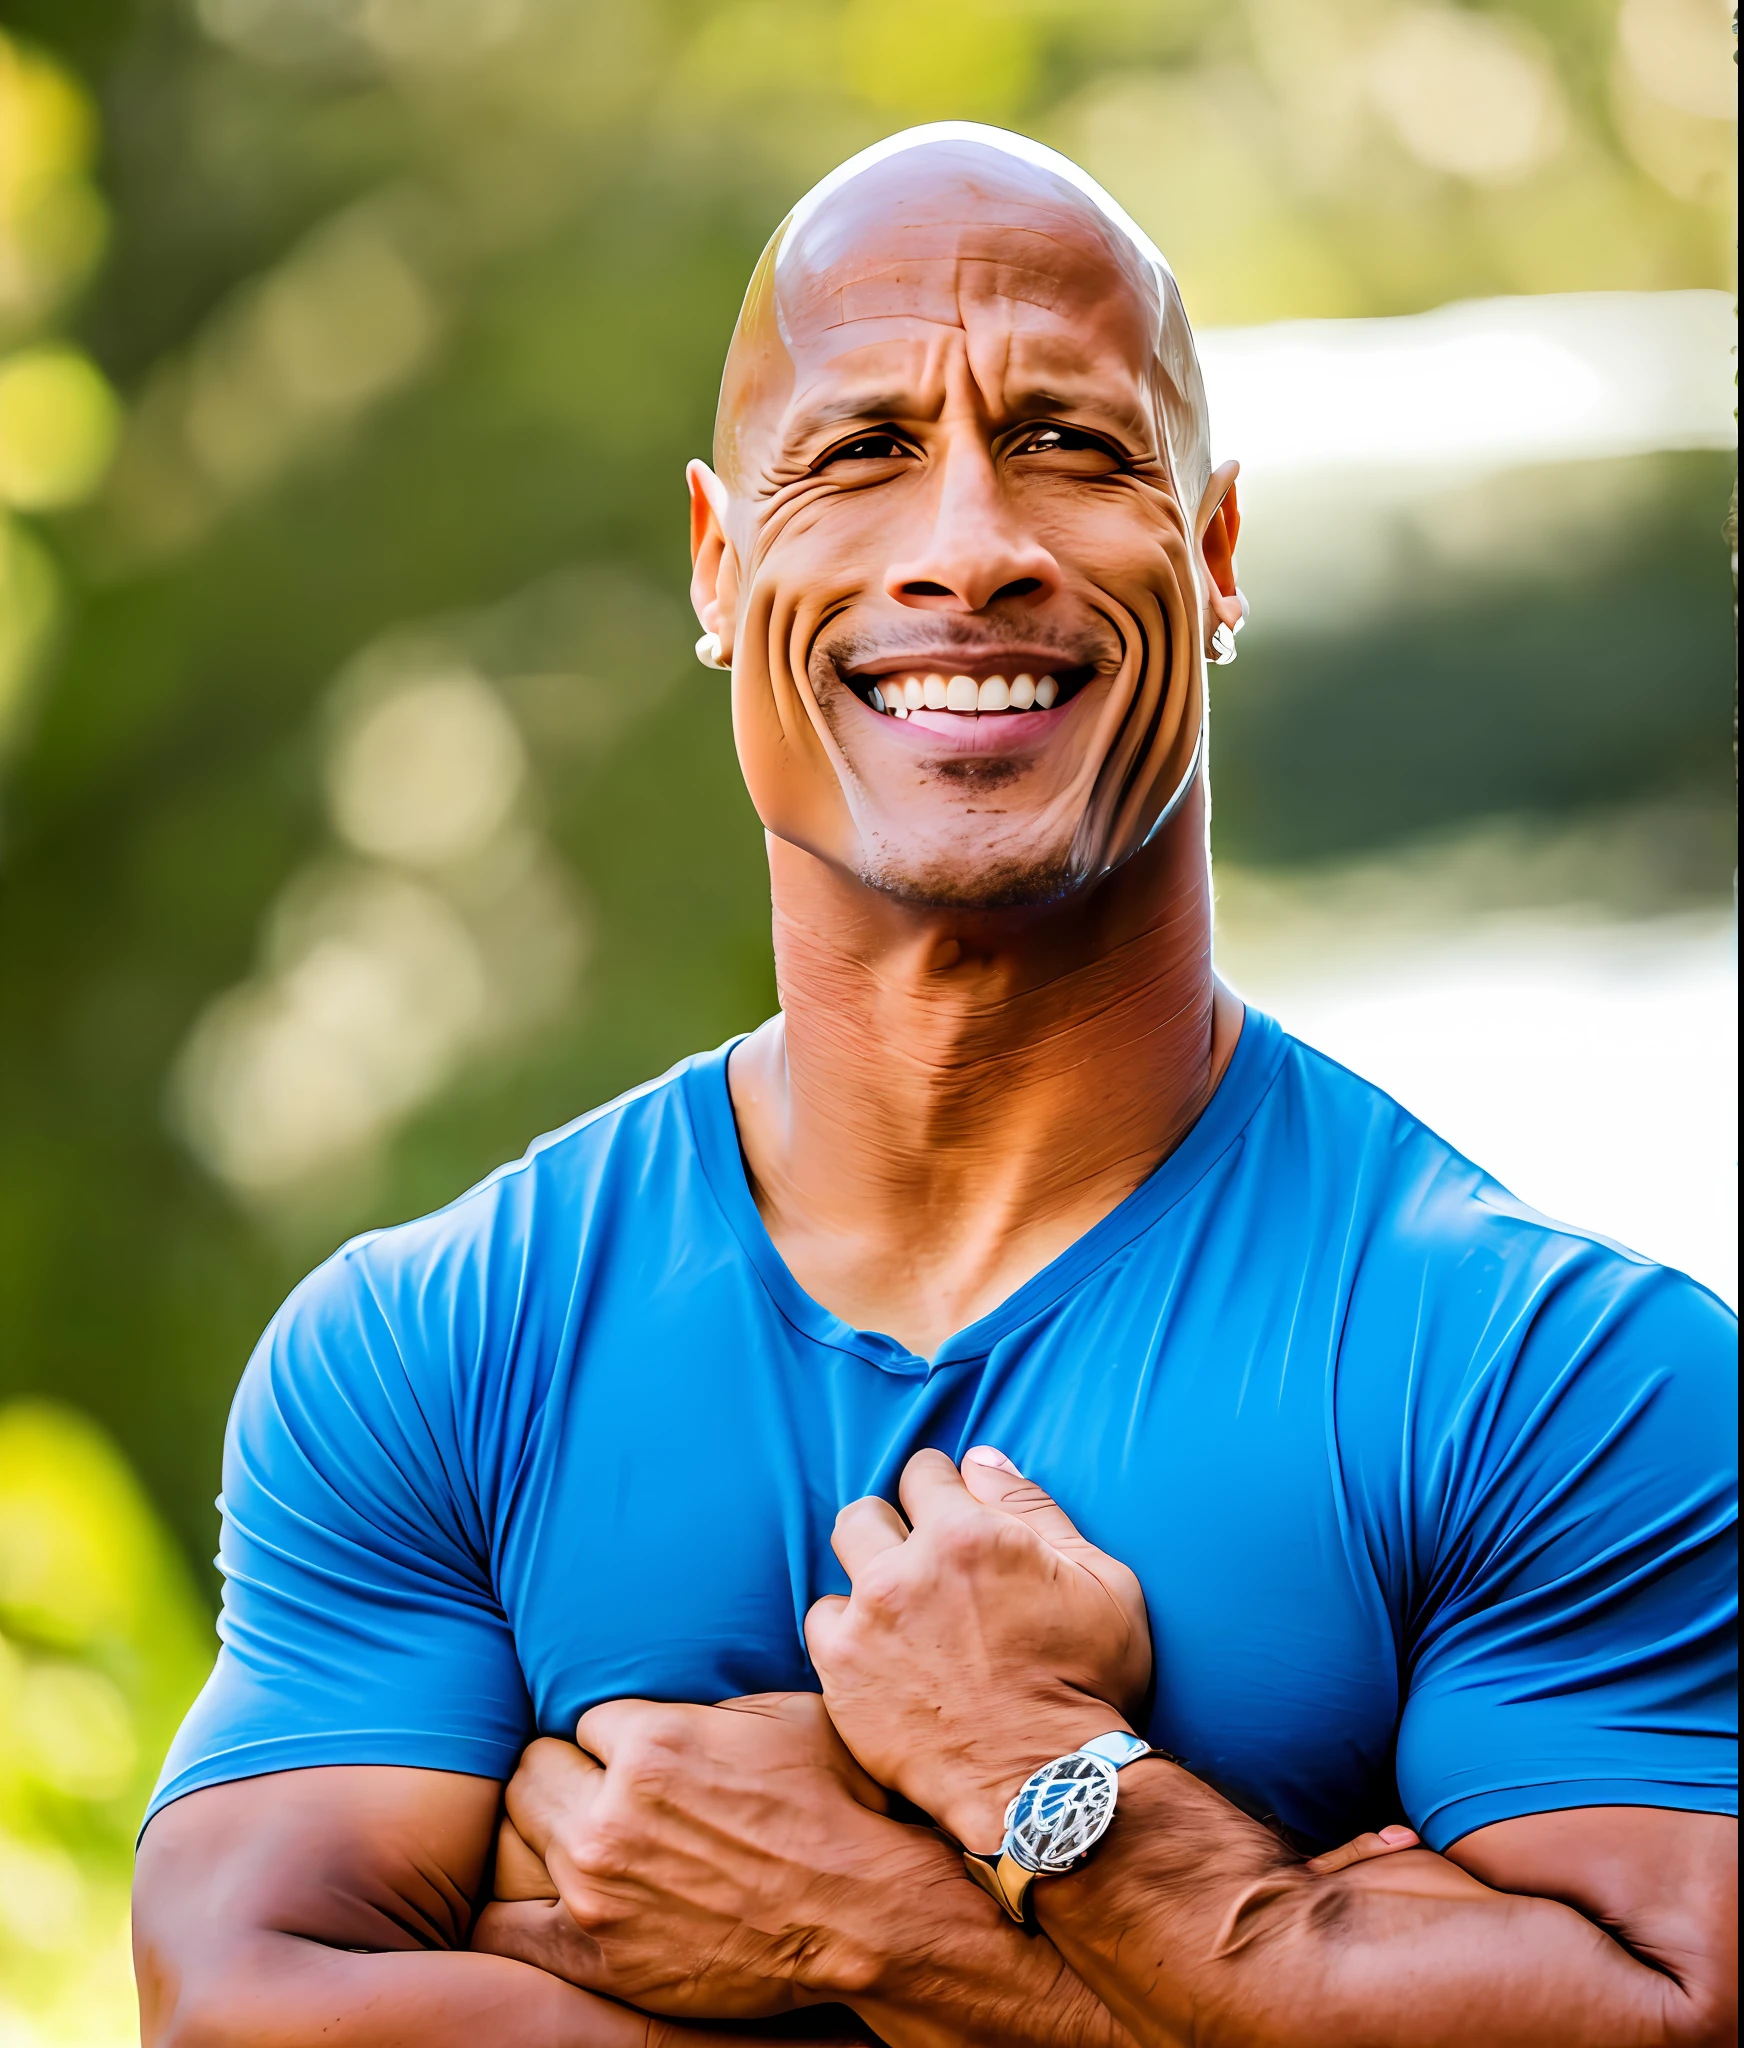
[[804, 1447, 1151, 1851], [472, 1692, 897, 2020]]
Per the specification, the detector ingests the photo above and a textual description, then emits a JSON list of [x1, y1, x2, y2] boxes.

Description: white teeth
[[872, 669, 1061, 717]]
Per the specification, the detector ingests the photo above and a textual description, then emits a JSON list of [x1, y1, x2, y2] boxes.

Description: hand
[[471, 1692, 917, 2021], [804, 1448, 1150, 1851]]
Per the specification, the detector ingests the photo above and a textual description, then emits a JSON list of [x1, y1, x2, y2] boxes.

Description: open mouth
[[844, 662, 1098, 720]]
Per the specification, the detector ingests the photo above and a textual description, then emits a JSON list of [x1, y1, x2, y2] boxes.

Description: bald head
[[716, 125, 1211, 526], [688, 122, 1241, 913]]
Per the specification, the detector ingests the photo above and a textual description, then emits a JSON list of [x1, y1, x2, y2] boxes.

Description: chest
[[491, 1272, 1408, 1847]]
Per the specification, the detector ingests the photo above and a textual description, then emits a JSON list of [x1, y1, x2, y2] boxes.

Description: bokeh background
[[0, 0, 1735, 2036]]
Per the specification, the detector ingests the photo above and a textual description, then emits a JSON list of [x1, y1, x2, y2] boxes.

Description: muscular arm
[[483, 1807, 1127, 2048], [807, 1449, 1739, 2048], [839, 1824, 1133, 2048], [132, 1766, 862, 2048], [470, 1707, 1136, 2048], [1037, 1779, 1736, 2048]]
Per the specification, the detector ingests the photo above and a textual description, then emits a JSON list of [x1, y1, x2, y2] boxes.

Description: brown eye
[[819, 432, 910, 467], [1010, 425, 1124, 472]]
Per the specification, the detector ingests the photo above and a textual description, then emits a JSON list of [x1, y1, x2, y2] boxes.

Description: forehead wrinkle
[[800, 217, 1134, 284], [785, 223, 1147, 333], [831, 261, 1120, 329], [719, 127, 1213, 517]]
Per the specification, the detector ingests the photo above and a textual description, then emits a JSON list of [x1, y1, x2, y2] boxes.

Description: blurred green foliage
[[0, 0, 1734, 1649], [0, 1399, 210, 2040]]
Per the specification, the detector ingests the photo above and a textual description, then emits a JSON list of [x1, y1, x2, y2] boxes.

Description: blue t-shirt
[[151, 1009, 1738, 1852]]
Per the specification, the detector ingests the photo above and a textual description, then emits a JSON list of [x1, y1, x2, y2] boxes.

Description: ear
[[1196, 459, 1244, 642], [688, 459, 741, 666]]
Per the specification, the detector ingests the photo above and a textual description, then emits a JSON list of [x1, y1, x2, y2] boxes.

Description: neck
[[729, 780, 1242, 1356]]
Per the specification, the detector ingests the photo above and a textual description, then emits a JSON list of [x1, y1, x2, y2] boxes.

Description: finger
[[895, 1446, 977, 1527], [960, 1446, 1098, 1555], [1305, 1825, 1420, 1875], [492, 1813, 559, 1901], [504, 1736, 604, 1858], [572, 1695, 675, 1767], [830, 1494, 908, 1578], [804, 1592, 848, 1672]]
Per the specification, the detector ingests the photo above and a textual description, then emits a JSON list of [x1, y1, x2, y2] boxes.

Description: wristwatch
[[961, 1729, 1162, 1925]]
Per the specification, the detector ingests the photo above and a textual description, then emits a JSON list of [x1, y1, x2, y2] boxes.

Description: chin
[[856, 837, 1089, 913]]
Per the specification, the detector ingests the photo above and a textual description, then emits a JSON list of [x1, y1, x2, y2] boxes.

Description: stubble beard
[[852, 795, 1091, 912]]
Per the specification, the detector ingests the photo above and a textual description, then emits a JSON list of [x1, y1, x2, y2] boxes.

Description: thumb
[[505, 1737, 602, 1861], [961, 1446, 1101, 1558], [803, 1591, 849, 1668], [492, 1814, 560, 1902]]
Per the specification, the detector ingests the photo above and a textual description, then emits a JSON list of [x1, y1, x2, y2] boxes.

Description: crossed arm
[[134, 1450, 1735, 2047], [801, 1450, 1738, 2048], [132, 1716, 1142, 2047], [131, 1767, 810, 2048], [132, 1699, 1409, 2048]]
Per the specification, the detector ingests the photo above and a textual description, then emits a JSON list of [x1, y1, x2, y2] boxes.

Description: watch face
[[1005, 1753, 1120, 1874]]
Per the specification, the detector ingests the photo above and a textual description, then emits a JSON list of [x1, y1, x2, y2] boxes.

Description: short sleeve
[[145, 1242, 533, 1828], [1396, 1265, 1738, 1851]]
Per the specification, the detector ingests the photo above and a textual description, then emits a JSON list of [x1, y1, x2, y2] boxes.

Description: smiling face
[[694, 134, 1229, 912]]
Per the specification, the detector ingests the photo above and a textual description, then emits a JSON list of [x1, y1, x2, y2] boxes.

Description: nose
[[884, 432, 1062, 614]]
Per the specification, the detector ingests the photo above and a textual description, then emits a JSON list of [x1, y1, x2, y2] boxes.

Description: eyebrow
[[782, 390, 926, 441]]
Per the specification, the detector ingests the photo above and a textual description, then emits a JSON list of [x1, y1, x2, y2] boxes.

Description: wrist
[[938, 1700, 1136, 1852], [790, 1817, 952, 2003]]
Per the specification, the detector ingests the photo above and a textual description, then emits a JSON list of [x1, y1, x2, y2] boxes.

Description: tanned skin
[[134, 137, 1735, 2045], [131, 1764, 865, 2046], [807, 1451, 1738, 2048]]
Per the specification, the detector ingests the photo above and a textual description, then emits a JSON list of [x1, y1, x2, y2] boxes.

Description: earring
[[695, 632, 730, 671], [1210, 622, 1238, 665]]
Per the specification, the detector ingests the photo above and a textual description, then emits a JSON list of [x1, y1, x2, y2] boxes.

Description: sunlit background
[[0, 0, 1734, 2036]]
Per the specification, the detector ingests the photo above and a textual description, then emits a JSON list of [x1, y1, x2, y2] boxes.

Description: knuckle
[[609, 1720, 688, 1798], [511, 1735, 570, 1787], [566, 1819, 632, 1888], [859, 1569, 908, 1620], [936, 1517, 992, 1569], [619, 1751, 679, 1807]]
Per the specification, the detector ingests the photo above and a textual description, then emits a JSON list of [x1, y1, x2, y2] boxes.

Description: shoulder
[[1256, 1018, 1734, 1457], [1263, 1032, 1735, 1588], [1266, 1020, 1729, 1318]]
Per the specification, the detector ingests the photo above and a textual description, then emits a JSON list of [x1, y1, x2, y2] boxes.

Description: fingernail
[[963, 1445, 1017, 1470]]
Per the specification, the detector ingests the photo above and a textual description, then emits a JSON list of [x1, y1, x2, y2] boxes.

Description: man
[[133, 125, 1736, 2048]]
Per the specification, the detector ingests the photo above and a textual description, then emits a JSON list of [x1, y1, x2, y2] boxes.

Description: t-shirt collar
[[683, 1004, 1288, 1377]]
